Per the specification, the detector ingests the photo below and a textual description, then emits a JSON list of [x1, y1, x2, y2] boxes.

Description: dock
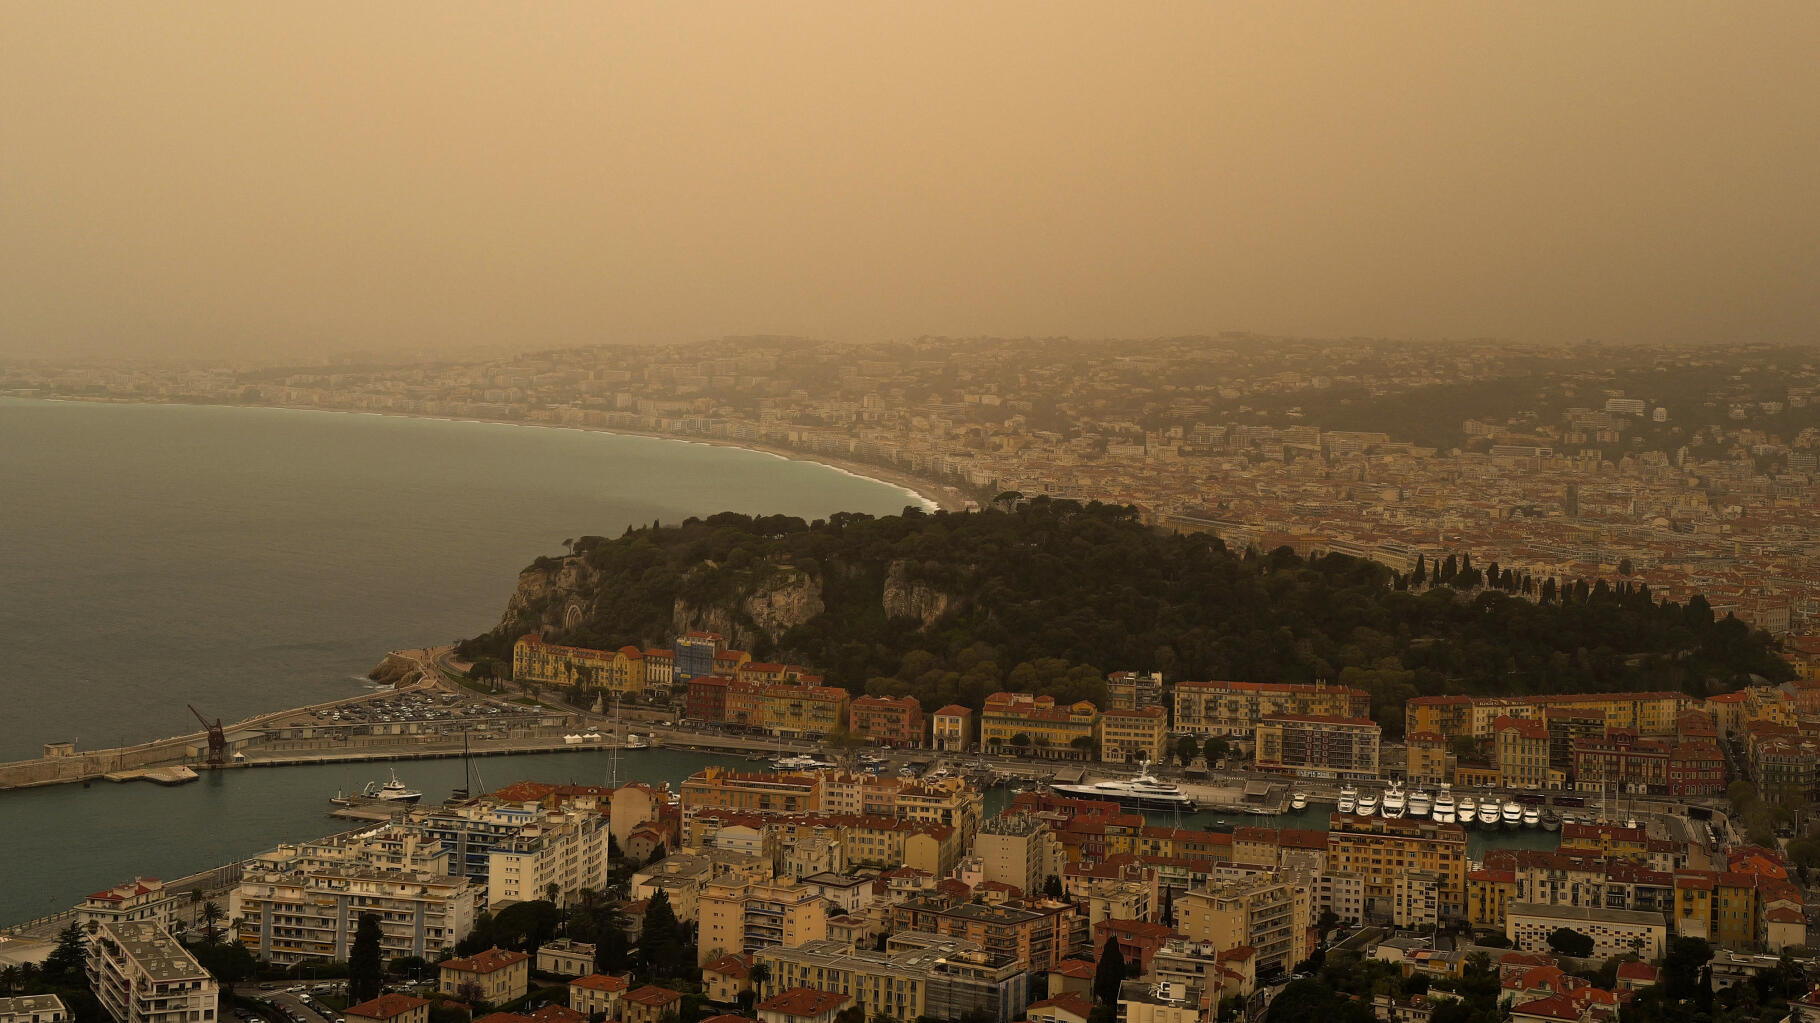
[[102, 765, 199, 786]]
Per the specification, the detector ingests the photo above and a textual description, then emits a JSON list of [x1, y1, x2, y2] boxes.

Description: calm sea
[[0, 398, 923, 762]]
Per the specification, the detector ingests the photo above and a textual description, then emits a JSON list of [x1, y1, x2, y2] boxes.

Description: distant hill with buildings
[[457, 500, 1791, 732]]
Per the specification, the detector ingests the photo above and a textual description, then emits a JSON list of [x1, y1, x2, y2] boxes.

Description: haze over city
[[4, 2, 1819, 360]]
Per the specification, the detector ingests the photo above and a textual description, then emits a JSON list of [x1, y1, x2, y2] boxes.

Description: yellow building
[[1100, 707, 1167, 765], [1326, 815, 1468, 919], [697, 880, 828, 966], [1494, 716, 1550, 789], [1174, 681, 1370, 739], [896, 777, 984, 847], [1405, 691, 1687, 741], [1406, 732, 1449, 787], [1175, 877, 1308, 976], [760, 683, 851, 739], [439, 947, 529, 1006], [682, 767, 824, 815], [1465, 868, 1517, 928], [512, 634, 646, 695], [981, 693, 1100, 760]]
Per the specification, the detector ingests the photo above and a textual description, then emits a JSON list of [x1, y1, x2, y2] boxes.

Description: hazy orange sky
[[3, 3, 1817, 359]]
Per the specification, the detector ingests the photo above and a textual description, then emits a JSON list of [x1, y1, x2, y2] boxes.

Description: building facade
[[1253, 714, 1380, 779], [87, 923, 218, 1023], [1100, 707, 1167, 765], [1173, 681, 1370, 739]]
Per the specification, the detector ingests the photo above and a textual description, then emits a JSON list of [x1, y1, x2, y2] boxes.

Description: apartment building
[[850, 695, 925, 748], [1495, 717, 1551, 789], [1105, 672, 1166, 712], [87, 922, 218, 1023], [1253, 714, 1380, 779], [1572, 730, 1669, 793], [674, 632, 723, 684], [974, 814, 1055, 896], [438, 948, 530, 1006], [1100, 707, 1167, 765], [1172, 681, 1369, 739], [486, 810, 612, 907], [932, 705, 974, 753], [230, 864, 478, 965], [512, 634, 645, 695], [1406, 692, 1687, 741], [344, 995, 428, 1023], [1175, 877, 1307, 977], [78, 878, 176, 932], [0, 997, 68, 1023], [895, 777, 984, 847], [755, 935, 1031, 1023], [1326, 815, 1468, 919], [696, 880, 829, 966], [890, 898, 1079, 972], [980, 694, 1100, 760], [1405, 732, 1449, 787], [683, 768, 824, 816], [567, 975, 628, 1019], [1506, 904, 1667, 959], [413, 801, 547, 883]]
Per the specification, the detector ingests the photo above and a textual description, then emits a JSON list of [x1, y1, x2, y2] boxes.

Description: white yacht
[[1431, 785, 1456, 824], [1407, 787, 1433, 819], [1290, 791, 1309, 811], [365, 770, 422, 803], [1356, 791, 1379, 816], [1456, 794, 1476, 822], [624, 733, 650, 750], [1336, 784, 1357, 815], [1522, 805, 1540, 828], [1501, 799, 1523, 829], [1380, 781, 1407, 819], [1477, 800, 1500, 827], [1051, 771, 1198, 811], [775, 754, 833, 770]]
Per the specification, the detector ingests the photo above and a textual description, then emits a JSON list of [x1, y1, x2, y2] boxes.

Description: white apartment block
[[230, 866, 478, 965], [487, 810, 611, 908], [79, 879, 176, 932], [87, 922, 218, 1023], [0, 996, 69, 1023]]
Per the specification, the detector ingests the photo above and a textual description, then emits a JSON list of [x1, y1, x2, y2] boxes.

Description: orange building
[[849, 695, 925, 747]]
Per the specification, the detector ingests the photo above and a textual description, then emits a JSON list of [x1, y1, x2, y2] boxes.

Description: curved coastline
[[33, 396, 964, 513]]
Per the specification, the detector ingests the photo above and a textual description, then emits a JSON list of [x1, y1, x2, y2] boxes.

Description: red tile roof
[[568, 975, 628, 993], [442, 948, 529, 974], [622, 985, 682, 1007], [703, 953, 751, 979], [346, 995, 430, 1021], [756, 987, 850, 1018]]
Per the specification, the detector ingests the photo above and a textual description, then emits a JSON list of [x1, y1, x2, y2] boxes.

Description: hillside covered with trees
[[457, 500, 1790, 734]]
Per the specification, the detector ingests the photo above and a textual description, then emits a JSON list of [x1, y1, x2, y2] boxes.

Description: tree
[[1663, 938, 1711, 1000], [1042, 875, 1064, 898], [1093, 934, 1126, 1006], [200, 900, 225, 944], [638, 891, 685, 981], [1546, 927, 1594, 958], [748, 961, 772, 998], [349, 913, 385, 1002], [1175, 735, 1199, 765], [1010, 733, 1032, 753], [1202, 737, 1229, 764], [1412, 555, 1427, 587], [41, 922, 88, 985], [834, 1007, 866, 1023]]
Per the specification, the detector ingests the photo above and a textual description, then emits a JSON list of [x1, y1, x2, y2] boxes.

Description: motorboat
[[1432, 785, 1456, 825], [1290, 791, 1309, 811], [1407, 787, 1433, 819], [1523, 806, 1540, 828], [1501, 799, 1523, 829], [1457, 794, 1476, 821], [624, 733, 650, 750], [775, 754, 833, 770], [1477, 801, 1500, 828], [1541, 810, 1561, 832], [1381, 781, 1407, 819], [1336, 784, 1358, 815], [1356, 791, 1379, 816], [366, 770, 421, 803], [1051, 771, 1198, 811]]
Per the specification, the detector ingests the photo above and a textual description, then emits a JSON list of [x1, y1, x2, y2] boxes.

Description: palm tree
[[545, 882, 562, 906], [201, 901, 225, 944], [748, 962, 771, 999], [1, 965, 22, 995]]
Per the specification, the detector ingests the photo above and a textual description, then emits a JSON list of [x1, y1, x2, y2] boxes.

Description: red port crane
[[188, 704, 226, 767]]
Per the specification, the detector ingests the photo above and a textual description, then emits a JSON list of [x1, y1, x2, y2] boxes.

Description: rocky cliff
[[882, 560, 957, 628], [673, 564, 825, 651]]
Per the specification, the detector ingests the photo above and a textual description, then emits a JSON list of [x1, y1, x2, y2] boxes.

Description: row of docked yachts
[[1323, 780, 1563, 830]]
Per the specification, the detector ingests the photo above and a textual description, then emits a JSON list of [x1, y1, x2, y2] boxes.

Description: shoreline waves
[[39, 396, 964, 513]]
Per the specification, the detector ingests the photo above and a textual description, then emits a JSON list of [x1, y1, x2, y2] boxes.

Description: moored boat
[[1501, 799, 1523, 829], [1432, 785, 1456, 824], [1357, 792, 1379, 816], [1337, 783, 1357, 815], [1407, 787, 1433, 819], [1051, 770, 1198, 812], [1477, 801, 1500, 828], [1541, 809, 1561, 831], [1291, 791, 1309, 811], [1522, 806, 1540, 828], [1381, 781, 1407, 819]]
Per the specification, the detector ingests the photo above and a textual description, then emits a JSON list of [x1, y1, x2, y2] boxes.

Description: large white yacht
[[1431, 785, 1456, 824], [1051, 771, 1198, 811], [1380, 781, 1407, 819], [1407, 787, 1433, 819], [1356, 790, 1380, 816], [1501, 799, 1523, 829], [1336, 784, 1358, 815], [1477, 800, 1501, 827]]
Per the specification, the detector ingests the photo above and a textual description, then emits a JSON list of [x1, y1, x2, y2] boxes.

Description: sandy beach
[[41, 396, 971, 513]]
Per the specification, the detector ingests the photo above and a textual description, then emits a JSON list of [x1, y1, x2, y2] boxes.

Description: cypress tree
[[349, 913, 385, 1002], [1094, 934, 1126, 1006]]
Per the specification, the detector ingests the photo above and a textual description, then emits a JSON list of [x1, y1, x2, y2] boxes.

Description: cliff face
[[503, 556, 599, 636], [673, 564, 824, 651], [882, 560, 956, 628]]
